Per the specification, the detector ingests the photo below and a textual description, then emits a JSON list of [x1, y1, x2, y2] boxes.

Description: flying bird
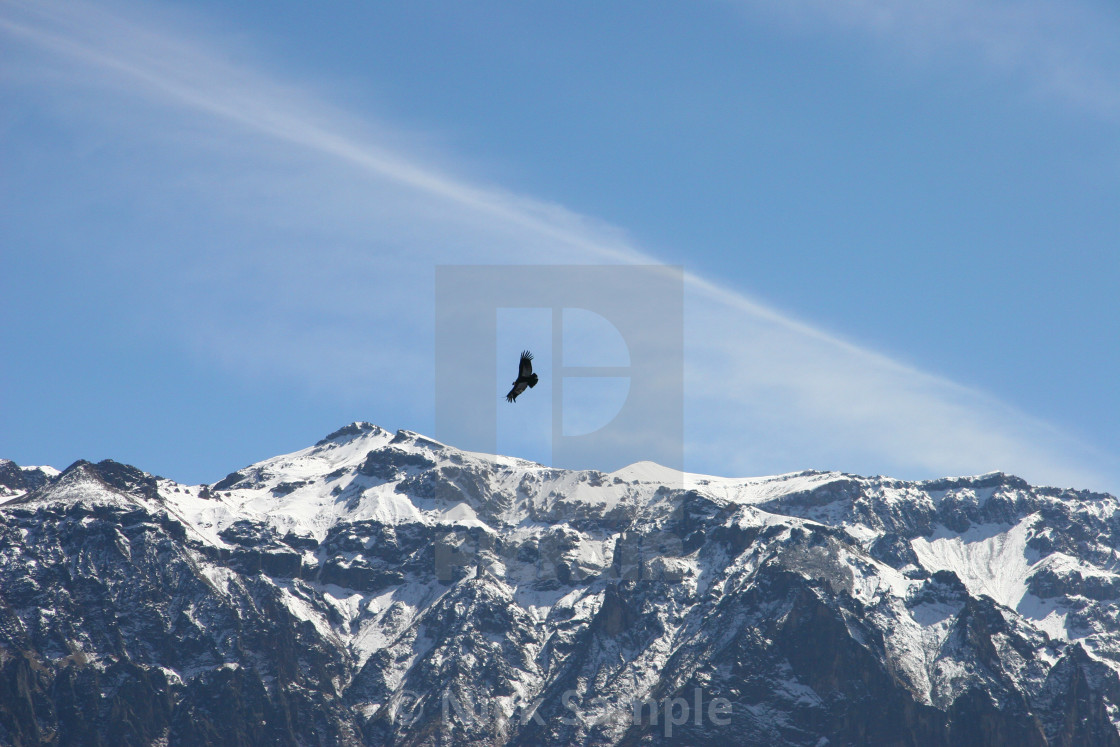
[[506, 350, 538, 403]]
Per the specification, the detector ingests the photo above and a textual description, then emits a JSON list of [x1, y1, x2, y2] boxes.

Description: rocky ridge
[[2, 423, 1119, 745]]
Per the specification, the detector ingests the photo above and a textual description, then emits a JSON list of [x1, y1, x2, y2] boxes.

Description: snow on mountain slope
[[911, 516, 1040, 610], [0, 458, 59, 503], [3, 422, 1120, 746]]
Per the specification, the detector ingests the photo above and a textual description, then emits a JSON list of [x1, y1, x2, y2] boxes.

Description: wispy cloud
[[2, 0, 1114, 491]]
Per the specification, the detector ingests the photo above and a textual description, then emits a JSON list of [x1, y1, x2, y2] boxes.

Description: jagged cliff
[[2, 424, 1119, 745]]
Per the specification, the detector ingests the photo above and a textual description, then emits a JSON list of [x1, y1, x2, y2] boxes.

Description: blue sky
[[1, 0, 1117, 492]]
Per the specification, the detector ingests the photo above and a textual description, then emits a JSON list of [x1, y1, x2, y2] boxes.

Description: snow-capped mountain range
[[2, 422, 1119, 745]]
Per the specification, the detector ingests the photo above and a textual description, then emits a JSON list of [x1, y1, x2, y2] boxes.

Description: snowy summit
[[1, 422, 1118, 745]]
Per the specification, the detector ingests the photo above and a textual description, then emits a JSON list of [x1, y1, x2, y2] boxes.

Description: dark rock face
[[0, 460, 54, 494], [0, 500, 362, 745], [358, 448, 436, 482], [318, 422, 386, 446], [3, 426, 1120, 745]]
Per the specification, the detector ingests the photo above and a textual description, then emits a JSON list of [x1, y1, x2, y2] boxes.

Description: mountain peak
[[3, 424, 1120, 744], [315, 421, 387, 446]]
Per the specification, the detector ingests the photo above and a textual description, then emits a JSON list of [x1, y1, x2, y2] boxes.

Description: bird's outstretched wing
[[506, 381, 528, 403], [518, 350, 534, 378]]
